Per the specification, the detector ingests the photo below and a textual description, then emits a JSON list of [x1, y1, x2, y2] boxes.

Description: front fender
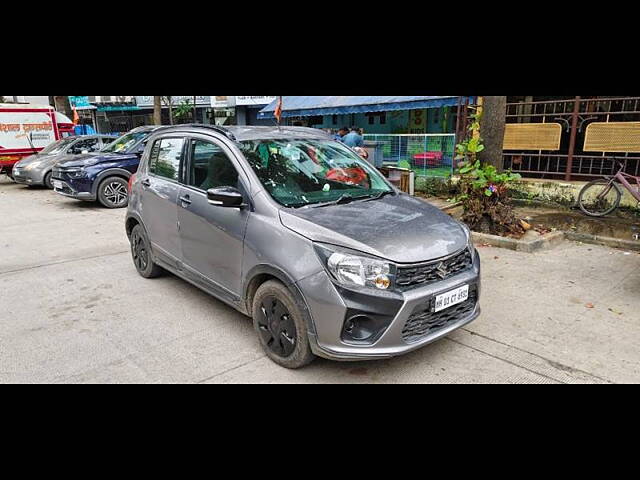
[[242, 264, 317, 335]]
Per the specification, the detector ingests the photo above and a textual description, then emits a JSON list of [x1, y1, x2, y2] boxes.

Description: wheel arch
[[91, 168, 132, 196], [243, 264, 316, 335]]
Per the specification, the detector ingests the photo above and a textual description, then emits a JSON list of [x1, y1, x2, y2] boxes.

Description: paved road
[[1, 176, 639, 383]]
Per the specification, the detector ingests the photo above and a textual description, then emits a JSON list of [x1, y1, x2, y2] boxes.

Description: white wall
[[2, 96, 51, 105]]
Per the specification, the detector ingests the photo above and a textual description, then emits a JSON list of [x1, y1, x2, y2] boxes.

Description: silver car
[[12, 135, 116, 188], [125, 125, 481, 368]]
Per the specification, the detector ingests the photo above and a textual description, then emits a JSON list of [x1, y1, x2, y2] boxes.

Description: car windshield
[[239, 139, 393, 207], [100, 131, 148, 153], [39, 138, 77, 155]]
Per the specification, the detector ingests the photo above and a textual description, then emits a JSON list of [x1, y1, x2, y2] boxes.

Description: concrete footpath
[[1, 177, 639, 383]]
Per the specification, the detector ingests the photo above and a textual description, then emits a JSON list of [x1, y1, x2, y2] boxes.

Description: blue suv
[[52, 126, 166, 208]]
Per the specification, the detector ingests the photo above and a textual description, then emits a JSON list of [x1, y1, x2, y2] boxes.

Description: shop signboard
[[211, 96, 231, 108], [135, 96, 211, 107], [235, 96, 276, 106]]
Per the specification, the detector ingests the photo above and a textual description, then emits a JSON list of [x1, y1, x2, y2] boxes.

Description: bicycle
[[577, 157, 640, 216]]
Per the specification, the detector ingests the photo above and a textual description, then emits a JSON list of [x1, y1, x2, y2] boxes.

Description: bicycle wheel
[[578, 179, 622, 217]]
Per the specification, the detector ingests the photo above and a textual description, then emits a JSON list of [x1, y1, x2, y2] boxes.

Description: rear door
[[138, 135, 186, 269], [177, 135, 250, 298]]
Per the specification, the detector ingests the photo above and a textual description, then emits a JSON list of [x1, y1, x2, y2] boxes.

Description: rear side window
[[149, 138, 184, 181]]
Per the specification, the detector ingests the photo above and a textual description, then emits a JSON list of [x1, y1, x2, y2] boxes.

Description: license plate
[[53, 180, 63, 189], [434, 284, 469, 312]]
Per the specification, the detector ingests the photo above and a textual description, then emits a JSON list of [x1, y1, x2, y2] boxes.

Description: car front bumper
[[11, 168, 45, 186], [297, 248, 481, 361], [51, 170, 96, 201]]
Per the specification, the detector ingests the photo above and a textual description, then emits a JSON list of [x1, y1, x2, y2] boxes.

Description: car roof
[[67, 134, 113, 140], [129, 125, 169, 133], [151, 124, 332, 142]]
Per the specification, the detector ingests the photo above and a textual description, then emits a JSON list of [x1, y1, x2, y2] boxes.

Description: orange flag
[[274, 96, 283, 124], [72, 107, 80, 125]]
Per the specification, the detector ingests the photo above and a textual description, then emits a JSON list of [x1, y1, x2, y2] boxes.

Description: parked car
[[11, 135, 116, 188], [51, 126, 166, 208], [125, 124, 481, 368]]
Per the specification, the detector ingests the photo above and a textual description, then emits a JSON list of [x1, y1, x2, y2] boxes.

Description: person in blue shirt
[[342, 126, 364, 148], [333, 126, 349, 142], [74, 121, 96, 136]]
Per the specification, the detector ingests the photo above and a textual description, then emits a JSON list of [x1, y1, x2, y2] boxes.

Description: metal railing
[[363, 134, 456, 178], [503, 97, 640, 180]]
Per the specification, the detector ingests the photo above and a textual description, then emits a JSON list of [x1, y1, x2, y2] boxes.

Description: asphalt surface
[[1, 176, 639, 383]]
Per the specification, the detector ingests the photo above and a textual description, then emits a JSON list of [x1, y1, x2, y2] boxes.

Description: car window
[[69, 138, 100, 154], [187, 139, 239, 191], [101, 131, 149, 153], [149, 138, 184, 182], [40, 138, 76, 154], [239, 139, 392, 207], [101, 136, 116, 147]]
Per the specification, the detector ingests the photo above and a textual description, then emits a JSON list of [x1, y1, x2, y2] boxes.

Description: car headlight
[[314, 243, 395, 291], [460, 222, 475, 257], [25, 162, 41, 170], [66, 168, 85, 178]]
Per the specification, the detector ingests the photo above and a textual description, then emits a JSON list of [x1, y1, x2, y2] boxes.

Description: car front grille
[[396, 249, 473, 289], [401, 285, 478, 343]]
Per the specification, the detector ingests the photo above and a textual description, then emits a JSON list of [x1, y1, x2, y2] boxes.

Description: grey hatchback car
[[125, 124, 481, 368], [12, 135, 115, 188]]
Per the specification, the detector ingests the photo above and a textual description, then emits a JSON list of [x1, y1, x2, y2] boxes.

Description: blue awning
[[258, 96, 468, 119]]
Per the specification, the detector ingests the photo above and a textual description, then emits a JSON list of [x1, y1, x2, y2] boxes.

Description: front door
[[177, 136, 249, 298], [139, 136, 185, 269]]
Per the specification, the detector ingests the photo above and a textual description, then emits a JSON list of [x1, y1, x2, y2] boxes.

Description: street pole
[[565, 96, 581, 181]]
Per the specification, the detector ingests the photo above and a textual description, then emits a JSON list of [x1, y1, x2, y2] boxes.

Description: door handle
[[141, 179, 151, 187], [179, 195, 192, 206]]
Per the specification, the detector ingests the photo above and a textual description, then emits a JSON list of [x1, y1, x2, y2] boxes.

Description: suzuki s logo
[[436, 262, 448, 279]]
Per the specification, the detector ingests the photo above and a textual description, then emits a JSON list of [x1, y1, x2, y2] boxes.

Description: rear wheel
[[98, 176, 129, 208], [252, 280, 315, 369], [578, 179, 622, 217], [130, 224, 163, 278], [43, 171, 53, 189]]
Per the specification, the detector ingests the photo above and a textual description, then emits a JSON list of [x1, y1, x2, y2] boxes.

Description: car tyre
[[130, 224, 163, 278], [43, 171, 53, 189], [98, 176, 129, 208], [252, 280, 315, 369]]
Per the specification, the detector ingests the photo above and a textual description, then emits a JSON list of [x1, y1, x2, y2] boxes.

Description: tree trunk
[[193, 95, 197, 123], [478, 96, 507, 170], [153, 96, 162, 125], [53, 96, 73, 119]]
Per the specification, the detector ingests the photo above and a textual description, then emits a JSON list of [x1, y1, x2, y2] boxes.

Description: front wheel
[[43, 171, 53, 189], [252, 280, 315, 369], [578, 179, 622, 217], [98, 176, 129, 208]]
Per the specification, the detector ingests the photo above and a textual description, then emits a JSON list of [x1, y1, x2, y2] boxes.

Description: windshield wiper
[[364, 190, 395, 202], [310, 193, 372, 208]]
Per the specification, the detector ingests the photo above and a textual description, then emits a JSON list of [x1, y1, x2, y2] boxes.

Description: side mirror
[[207, 186, 246, 208]]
